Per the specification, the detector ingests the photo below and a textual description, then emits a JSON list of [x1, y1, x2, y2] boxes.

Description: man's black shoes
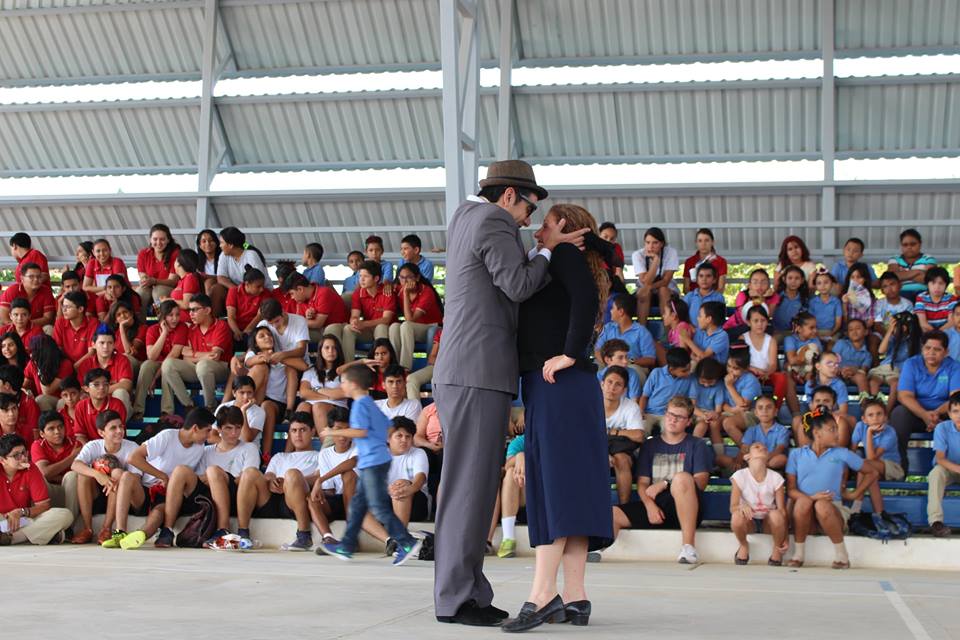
[[437, 601, 509, 626]]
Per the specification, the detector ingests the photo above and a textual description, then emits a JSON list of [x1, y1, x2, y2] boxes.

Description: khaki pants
[[160, 358, 229, 412], [47, 472, 79, 522], [15, 508, 74, 545], [406, 364, 434, 400], [137, 284, 174, 313], [309, 323, 345, 346], [927, 465, 960, 525], [341, 324, 390, 362], [112, 388, 132, 417], [133, 359, 162, 415], [627, 364, 649, 389], [389, 321, 436, 371]]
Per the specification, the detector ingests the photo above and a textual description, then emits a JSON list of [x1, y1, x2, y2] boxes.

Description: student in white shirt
[[309, 407, 358, 546], [729, 442, 788, 566], [602, 366, 645, 505], [386, 416, 430, 525], [213, 375, 265, 449], [298, 334, 349, 444], [68, 410, 139, 545], [216, 227, 272, 290], [374, 365, 422, 422], [105, 407, 214, 550], [202, 405, 260, 546]]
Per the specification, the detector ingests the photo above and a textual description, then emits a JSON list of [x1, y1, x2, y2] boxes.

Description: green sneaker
[[101, 530, 127, 549], [497, 538, 516, 558], [120, 530, 147, 550]]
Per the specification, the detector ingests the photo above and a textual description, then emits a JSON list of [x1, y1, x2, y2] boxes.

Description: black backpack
[[175, 495, 217, 548], [848, 511, 912, 543], [417, 531, 435, 561]]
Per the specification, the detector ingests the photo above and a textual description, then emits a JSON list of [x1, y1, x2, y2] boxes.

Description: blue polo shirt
[[786, 446, 864, 496], [595, 321, 656, 362], [349, 395, 393, 469], [832, 338, 872, 370], [898, 355, 960, 411], [945, 327, 960, 362], [804, 377, 849, 407], [850, 422, 901, 465], [773, 292, 806, 332], [684, 289, 725, 327], [808, 295, 842, 331], [506, 434, 525, 459], [642, 366, 693, 416], [598, 365, 642, 399], [341, 272, 360, 293], [742, 422, 791, 452], [830, 261, 877, 287], [303, 263, 326, 286], [693, 327, 729, 363], [933, 420, 960, 465], [726, 371, 762, 406], [688, 378, 726, 412], [784, 334, 822, 354], [881, 338, 912, 369], [378, 259, 395, 283]]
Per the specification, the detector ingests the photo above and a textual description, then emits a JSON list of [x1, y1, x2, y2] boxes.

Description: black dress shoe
[[561, 600, 591, 626], [437, 601, 505, 626], [501, 595, 565, 633]]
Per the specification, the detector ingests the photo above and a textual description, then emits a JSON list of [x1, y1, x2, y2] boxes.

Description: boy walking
[[316, 366, 421, 565]]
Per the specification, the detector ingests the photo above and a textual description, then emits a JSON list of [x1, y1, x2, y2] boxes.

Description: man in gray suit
[[433, 160, 584, 626]]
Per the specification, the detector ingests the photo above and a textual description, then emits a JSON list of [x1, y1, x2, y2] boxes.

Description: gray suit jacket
[[434, 198, 550, 395]]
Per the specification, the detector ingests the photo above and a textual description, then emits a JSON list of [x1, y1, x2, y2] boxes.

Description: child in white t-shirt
[[601, 366, 645, 505], [385, 417, 430, 525], [298, 335, 349, 444], [729, 442, 788, 566], [309, 407, 357, 546], [213, 375, 265, 449], [374, 365, 422, 422], [201, 405, 260, 547]]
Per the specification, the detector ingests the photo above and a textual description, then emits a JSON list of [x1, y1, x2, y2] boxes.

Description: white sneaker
[[677, 544, 699, 564]]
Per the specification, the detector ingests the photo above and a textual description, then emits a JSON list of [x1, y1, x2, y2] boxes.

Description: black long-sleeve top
[[518, 242, 599, 374]]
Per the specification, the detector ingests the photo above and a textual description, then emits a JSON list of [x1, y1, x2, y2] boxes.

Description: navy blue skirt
[[521, 367, 613, 548]]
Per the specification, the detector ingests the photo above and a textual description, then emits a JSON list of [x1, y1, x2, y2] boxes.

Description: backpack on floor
[[175, 494, 217, 548], [848, 511, 912, 543], [417, 531, 435, 561]]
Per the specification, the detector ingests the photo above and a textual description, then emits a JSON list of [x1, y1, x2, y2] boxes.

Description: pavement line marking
[[880, 581, 933, 640]]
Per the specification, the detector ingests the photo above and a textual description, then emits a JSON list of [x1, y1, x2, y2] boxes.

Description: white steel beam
[[820, 0, 837, 255], [496, 0, 514, 160]]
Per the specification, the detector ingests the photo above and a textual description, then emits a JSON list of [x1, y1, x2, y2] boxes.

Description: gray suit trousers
[[433, 382, 511, 617]]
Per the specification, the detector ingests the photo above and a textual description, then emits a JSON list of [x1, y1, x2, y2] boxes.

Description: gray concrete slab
[[1, 547, 956, 640]]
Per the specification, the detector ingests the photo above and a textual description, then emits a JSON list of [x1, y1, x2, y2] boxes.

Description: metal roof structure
[[0, 0, 959, 266]]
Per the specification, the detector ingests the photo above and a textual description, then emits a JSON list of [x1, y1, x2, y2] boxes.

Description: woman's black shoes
[[560, 600, 591, 626], [502, 595, 566, 633]]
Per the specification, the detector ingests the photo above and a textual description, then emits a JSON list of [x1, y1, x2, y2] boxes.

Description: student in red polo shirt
[[283, 272, 349, 343], [136, 223, 181, 312], [226, 268, 271, 341], [82, 238, 128, 297], [0, 263, 56, 329], [76, 329, 134, 415], [0, 366, 39, 445], [9, 233, 49, 285], [31, 411, 82, 517], [72, 368, 128, 443], [389, 263, 444, 371], [132, 300, 189, 420], [162, 248, 202, 325], [55, 270, 96, 321], [94, 275, 141, 323], [58, 376, 83, 442], [53, 291, 98, 366], [0, 298, 43, 353], [0, 433, 73, 545], [107, 300, 147, 371], [25, 334, 74, 412], [342, 260, 396, 362], [161, 293, 232, 413]]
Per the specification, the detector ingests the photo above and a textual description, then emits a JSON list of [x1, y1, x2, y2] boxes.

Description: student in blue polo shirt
[[687, 357, 725, 438], [848, 398, 898, 520], [597, 339, 642, 399], [683, 262, 725, 327], [945, 305, 960, 362], [594, 294, 656, 384], [639, 347, 692, 434], [738, 395, 790, 470], [680, 301, 729, 365], [832, 318, 872, 398], [830, 237, 877, 294], [800, 351, 854, 445], [786, 408, 878, 569], [928, 391, 960, 537], [719, 349, 763, 453], [809, 272, 842, 342]]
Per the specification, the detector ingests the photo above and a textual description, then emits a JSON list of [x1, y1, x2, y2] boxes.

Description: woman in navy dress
[[502, 204, 614, 633]]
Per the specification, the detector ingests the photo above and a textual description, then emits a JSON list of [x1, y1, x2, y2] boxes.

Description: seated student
[[809, 271, 842, 343], [830, 237, 876, 294], [160, 293, 232, 413], [0, 433, 73, 545], [53, 291, 98, 366], [340, 337, 397, 397], [25, 334, 73, 412], [199, 405, 260, 547], [94, 274, 141, 323], [413, 400, 443, 501], [69, 410, 138, 544], [400, 234, 434, 282], [58, 375, 82, 441], [840, 263, 877, 339], [683, 262, 726, 327], [163, 248, 203, 324], [947, 305, 960, 362], [30, 411, 81, 514], [772, 265, 809, 335], [0, 298, 42, 353], [389, 263, 443, 371], [301, 242, 327, 286], [55, 270, 87, 322], [783, 311, 823, 384], [721, 395, 790, 471], [594, 294, 656, 385], [406, 327, 441, 400], [597, 339, 643, 400], [873, 271, 913, 338], [341, 260, 397, 363], [212, 376, 265, 451], [723, 268, 779, 340], [76, 327, 134, 415], [135, 224, 181, 311], [928, 392, 960, 537], [798, 351, 855, 446], [309, 407, 359, 548], [0, 263, 56, 330], [364, 234, 395, 285], [849, 399, 903, 517], [244, 326, 298, 443], [730, 442, 788, 566], [216, 227, 272, 292], [226, 268, 271, 342], [681, 301, 730, 365], [131, 299, 189, 420], [255, 298, 310, 408], [832, 318, 872, 398], [0, 365, 40, 444], [375, 365, 422, 421], [786, 408, 879, 569], [9, 232, 49, 285], [639, 348, 693, 434], [915, 266, 958, 332], [495, 433, 526, 558], [340, 250, 365, 305], [108, 300, 147, 370], [273, 261, 300, 314], [283, 272, 349, 344], [605, 396, 709, 565], [656, 299, 695, 366], [869, 310, 921, 413], [688, 357, 726, 439], [298, 334, 348, 441], [0, 331, 27, 372], [602, 366, 645, 505], [740, 305, 794, 413], [105, 407, 214, 550], [385, 416, 430, 525], [82, 239, 128, 298], [235, 412, 321, 551], [718, 349, 763, 451]]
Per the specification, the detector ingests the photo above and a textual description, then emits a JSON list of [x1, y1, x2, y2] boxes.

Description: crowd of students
[[2, 223, 960, 570]]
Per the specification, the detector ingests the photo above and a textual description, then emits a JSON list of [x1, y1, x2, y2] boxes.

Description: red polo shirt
[[0, 323, 43, 353], [0, 464, 48, 512], [114, 324, 148, 361], [30, 436, 78, 467], [397, 284, 443, 325], [76, 353, 133, 386], [226, 285, 272, 329], [352, 285, 396, 321], [94, 292, 141, 319], [15, 249, 49, 283], [188, 319, 233, 362], [59, 408, 77, 441], [300, 285, 349, 325], [24, 359, 74, 397], [13, 395, 40, 445], [170, 272, 201, 323], [53, 316, 99, 364], [72, 397, 127, 441], [277, 290, 299, 314], [145, 322, 189, 361], [0, 284, 56, 319], [136, 246, 179, 281], [84, 257, 128, 286]]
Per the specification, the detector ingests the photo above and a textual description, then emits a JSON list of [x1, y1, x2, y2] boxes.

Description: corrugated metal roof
[[836, 0, 960, 53], [836, 191, 960, 254]]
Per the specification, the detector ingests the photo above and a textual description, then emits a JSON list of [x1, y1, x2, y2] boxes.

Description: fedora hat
[[478, 160, 548, 200]]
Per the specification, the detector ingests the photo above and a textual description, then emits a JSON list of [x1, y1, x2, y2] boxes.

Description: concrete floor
[[1, 547, 955, 640]]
